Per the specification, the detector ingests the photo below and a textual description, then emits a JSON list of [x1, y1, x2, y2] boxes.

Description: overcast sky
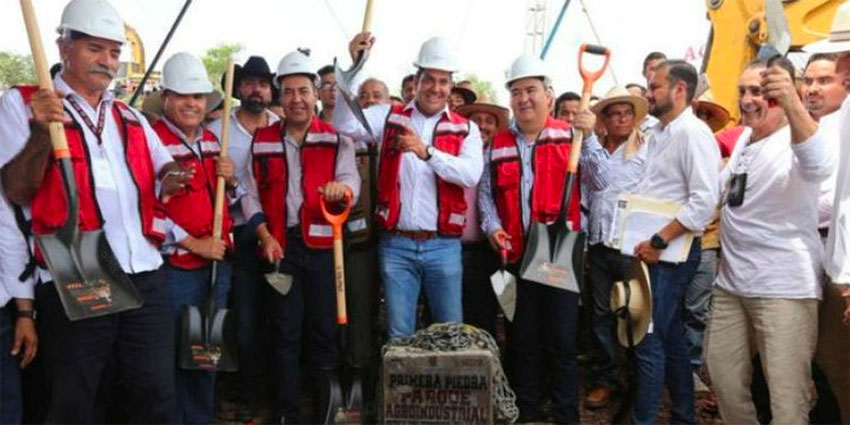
[[1, 0, 711, 103]]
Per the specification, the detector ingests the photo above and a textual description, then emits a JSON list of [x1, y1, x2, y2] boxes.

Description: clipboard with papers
[[607, 193, 695, 264]]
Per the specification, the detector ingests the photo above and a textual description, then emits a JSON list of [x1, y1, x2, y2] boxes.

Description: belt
[[390, 229, 438, 241]]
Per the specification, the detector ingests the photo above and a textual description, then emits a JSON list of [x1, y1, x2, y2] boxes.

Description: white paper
[[91, 156, 118, 191]]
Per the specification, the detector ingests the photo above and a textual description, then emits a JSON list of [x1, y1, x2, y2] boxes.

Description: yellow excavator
[[703, 0, 842, 123], [119, 24, 160, 95]]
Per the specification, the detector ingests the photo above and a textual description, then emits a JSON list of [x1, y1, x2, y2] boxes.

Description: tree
[[0, 52, 37, 89], [462, 73, 496, 103], [202, 43, 243, 92]]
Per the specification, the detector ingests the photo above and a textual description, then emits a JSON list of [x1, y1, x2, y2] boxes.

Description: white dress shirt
[[816, 109, 843, 228], [240, 124, 361, 229], [0, 75, 174, 282], [825, 96, 850, 284], [207, 108, 280, 225], [637, 108, 721, 233], [332, 94, 483, 232], [717, 125, 833, 299], [0, 189, 35, 307]]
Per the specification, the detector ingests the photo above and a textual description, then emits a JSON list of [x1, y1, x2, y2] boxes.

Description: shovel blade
[[264, 271, 293, 295], [36, 229, 142, 321], [519, 222, 585, 293], [490, 270, 517, 322], [178, 305, 238, 372], [334, 56, 374, 140]]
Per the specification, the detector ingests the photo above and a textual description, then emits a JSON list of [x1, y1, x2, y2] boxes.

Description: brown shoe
[[585, 386, 612, 409]]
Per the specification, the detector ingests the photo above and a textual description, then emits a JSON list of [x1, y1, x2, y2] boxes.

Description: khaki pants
[[705, 288, 818, 425], [815, 280, 850, 424]]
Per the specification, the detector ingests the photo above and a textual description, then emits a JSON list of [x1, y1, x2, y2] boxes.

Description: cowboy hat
[[803, 0, 850, 53], [610, 259, 652, 348], [451, 85, 478, 105], [591, 86, 648, 124], [694, 90, 731, 133], [142, 89, 223, 117], [456, 103, 510, 131], [224, 56, 276, 97]]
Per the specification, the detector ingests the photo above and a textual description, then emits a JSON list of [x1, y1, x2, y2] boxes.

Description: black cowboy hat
[[222, 56, 277, 98]]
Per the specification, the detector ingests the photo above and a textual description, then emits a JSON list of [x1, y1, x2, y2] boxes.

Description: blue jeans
[[379, 233, 463, 339], [509, 279, 580, 423], [684, 248, 716, 371], [164, 261, 232, 425], [0, 305, 22, 424], [632, 241, 701, 425]]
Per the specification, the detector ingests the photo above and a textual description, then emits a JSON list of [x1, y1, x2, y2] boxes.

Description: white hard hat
[[412, 37, 459, 73], [161, 52, 213, 95], [274, 51, 316, 88], [57, 0, 126, 44], [505, 55, 551, 89]]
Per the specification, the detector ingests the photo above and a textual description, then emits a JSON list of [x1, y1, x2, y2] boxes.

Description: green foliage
[[462, 73, 496, 103], [202, 43, 243, 91], [0, 52, 37, 89]]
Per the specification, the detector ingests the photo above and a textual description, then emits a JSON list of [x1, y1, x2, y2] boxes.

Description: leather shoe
[[585, 386, 613, 409]]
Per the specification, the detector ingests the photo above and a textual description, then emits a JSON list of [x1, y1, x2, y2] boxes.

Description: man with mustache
[[240, 50, 359, 423], [0, 0, 189, 422], [358, 77, 389, 108], [333, 33, 483, 340], [207, 54, 279, 422], [630, 60, 720, 424], [151, 52, 236, 424], [705, 56, 834, 425]]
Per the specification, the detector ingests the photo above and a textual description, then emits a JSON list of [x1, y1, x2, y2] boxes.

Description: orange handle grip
[[319, 190, 353, 241], [569, 43, 611, 173]]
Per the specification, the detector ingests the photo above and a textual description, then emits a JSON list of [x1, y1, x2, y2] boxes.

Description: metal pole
[[129, 0, 193, 107], [540, 0, 571, 59]]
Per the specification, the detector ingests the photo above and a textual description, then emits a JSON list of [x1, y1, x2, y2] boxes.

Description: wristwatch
[[650, 233, 669, 250], [424, 146, 435, 161], [15, 310, 36, 320]]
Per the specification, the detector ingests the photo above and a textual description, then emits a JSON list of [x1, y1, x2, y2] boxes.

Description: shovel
[[334, 0, 376, 140], [490, 236, 517, 322], [178, 59, 238, 372], [20, 0, 143, 321], [519, 43, 611, 293], [319, 192, 363, 424], [264, 259, 293, 295]]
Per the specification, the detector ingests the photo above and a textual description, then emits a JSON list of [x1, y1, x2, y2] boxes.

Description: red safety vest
[[17, 86, 167, 266], [375, 104, 469, 236], [489, 117, 581, 263], [251, 117, 339, 251], [153, 120, 233, 269]]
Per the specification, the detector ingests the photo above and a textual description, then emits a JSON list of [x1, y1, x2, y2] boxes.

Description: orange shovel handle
[[319, 190, 353, 240], [578, 43, 611, 95]]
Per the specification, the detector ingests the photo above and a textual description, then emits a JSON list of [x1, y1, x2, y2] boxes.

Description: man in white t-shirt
[[804, 2, 850, 421], [705, 57, 834, 425]]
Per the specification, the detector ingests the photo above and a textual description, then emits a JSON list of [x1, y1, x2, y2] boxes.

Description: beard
[[650, 98, 672, 118], [242, 98, 269, 113]]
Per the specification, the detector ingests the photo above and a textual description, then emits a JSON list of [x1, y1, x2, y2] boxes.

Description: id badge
[[727, 173, 747, 207], [91, 155, 118, 191]]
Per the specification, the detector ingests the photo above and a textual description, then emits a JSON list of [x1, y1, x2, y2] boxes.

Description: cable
[[578, 0, 619, 85], [322, 0, 351, 42]]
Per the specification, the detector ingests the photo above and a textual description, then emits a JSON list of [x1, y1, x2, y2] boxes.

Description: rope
[[384, 323, 520, 424]]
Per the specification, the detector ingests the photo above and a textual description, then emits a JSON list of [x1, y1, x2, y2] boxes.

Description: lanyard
[[66, 96, 107, 145]]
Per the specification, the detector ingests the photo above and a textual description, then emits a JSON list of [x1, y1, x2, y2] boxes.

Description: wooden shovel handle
[[212, 59, 235, 240], [568, 43, 611, 173], [361, 0, 375, 32], [333, 238, 347, 325], [20, 0, 70, 159]]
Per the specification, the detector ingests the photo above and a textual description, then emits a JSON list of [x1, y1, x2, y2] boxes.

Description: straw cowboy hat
[[456, 103, 510, 131], [591, 86, 649, 124], [694, 90, 731, 133], [803, 0, 850, 53], [610, 260, 652, 348], [451, 85, 478, 105]]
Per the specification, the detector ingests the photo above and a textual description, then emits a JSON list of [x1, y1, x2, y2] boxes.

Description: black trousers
[[461, 241, 500, 337], [37, 269, 175, 424], [269, 232, 339, 421]]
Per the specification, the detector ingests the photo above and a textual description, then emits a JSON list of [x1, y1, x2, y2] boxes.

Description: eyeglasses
[[605, 110, 635, 120]]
